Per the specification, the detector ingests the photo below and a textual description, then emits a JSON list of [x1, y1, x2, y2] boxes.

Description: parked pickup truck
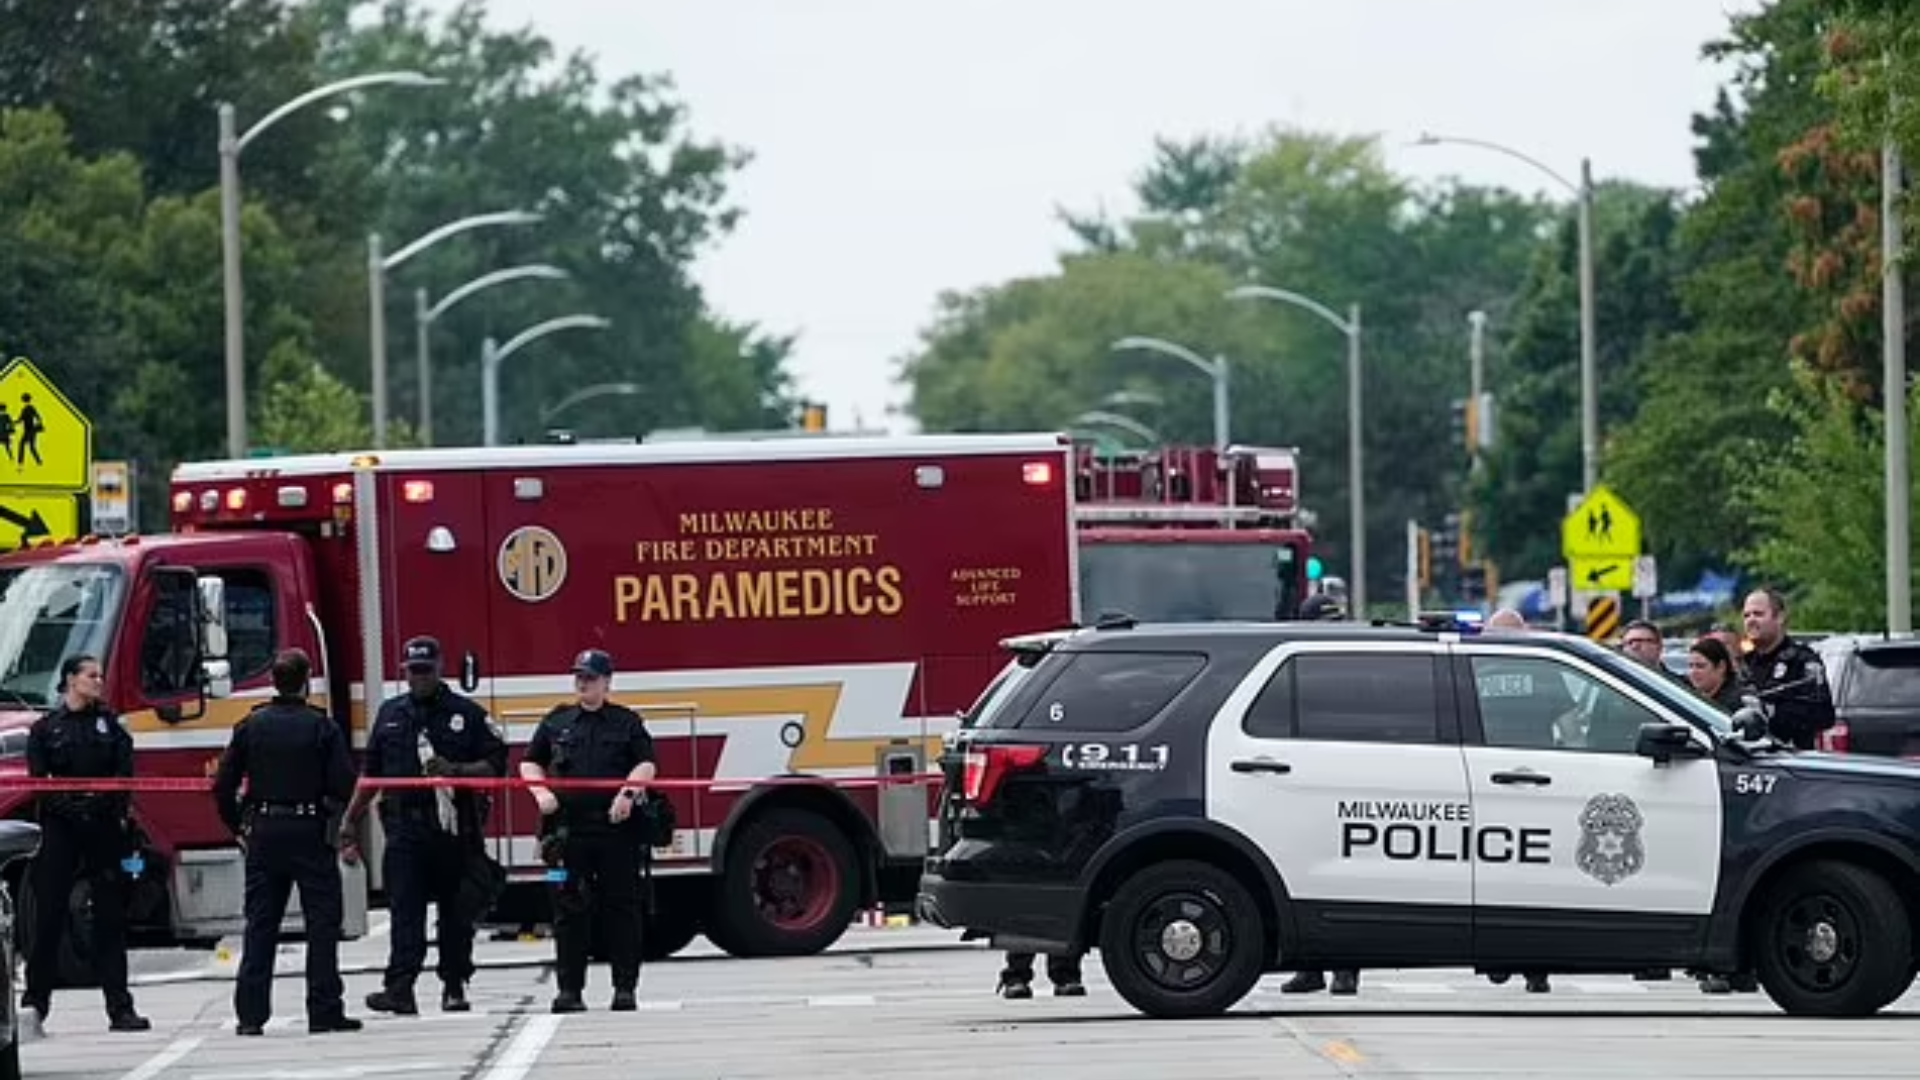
[[1814, 634, 1920, 757]]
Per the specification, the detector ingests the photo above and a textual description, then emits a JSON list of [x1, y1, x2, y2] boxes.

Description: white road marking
[[806, 994, 878, 1007], [191, 1064, 452, 1080], [118, 1036, 204, 1080], [481, 1013, 564, 1080]]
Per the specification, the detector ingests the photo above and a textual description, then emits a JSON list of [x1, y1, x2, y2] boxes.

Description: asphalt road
[[18, 924, 1920, 1079]]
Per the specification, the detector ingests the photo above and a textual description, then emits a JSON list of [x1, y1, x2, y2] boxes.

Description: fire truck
[[1072, 441, 1315, 622], [0, 433, 1076, 977]]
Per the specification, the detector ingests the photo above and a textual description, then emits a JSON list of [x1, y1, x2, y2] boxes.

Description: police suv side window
[[1018, 651, 1205, 732], [1468, 655, 1659, 755], [1292, 653, 1441, 745]]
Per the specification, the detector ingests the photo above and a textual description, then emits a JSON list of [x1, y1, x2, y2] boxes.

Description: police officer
[[519, 648, 658, 1013], [22, 654, 150, 1033], [211, 648, 361, 1036], [346, 637, 506, 1016], [1740, 587, 1836, 749]]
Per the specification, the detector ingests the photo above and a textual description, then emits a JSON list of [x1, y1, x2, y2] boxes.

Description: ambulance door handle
[[1490, 770, 1551, 786], [1231, 758, 1291, 776]]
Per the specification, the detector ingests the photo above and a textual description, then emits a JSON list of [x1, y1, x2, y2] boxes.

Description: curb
[[129, 931, 981, 987]]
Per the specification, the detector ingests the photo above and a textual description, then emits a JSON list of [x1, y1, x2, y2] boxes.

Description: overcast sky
[[431, 0, 1766, 433]]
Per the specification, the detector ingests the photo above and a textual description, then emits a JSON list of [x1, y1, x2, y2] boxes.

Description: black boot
[[441, 982, 470, 1013], [611, 988, 637, 1012], [997, 977, 1033, 999], [366, 984, 419, 1015], [1329, 970, 1359, 996], [1279, 971, 1326, 994], [551, 990, 585, 1014], [108, 1007, 152, 1032]]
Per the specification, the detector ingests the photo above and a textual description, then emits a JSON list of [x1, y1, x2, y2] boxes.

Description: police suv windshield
[[1080, 541, 1301, 623], [0, 563, 126, 707], [1553, 633, 1736, 740]]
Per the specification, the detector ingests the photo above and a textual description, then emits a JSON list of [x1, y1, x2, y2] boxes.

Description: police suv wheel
[[1750, 860, 1912, 1017], [1097, 859, 1265, 1019]]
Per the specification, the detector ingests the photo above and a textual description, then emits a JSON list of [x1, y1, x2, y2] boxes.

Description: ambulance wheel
[[1098, 859, 1264, 1019], [707, 808, 858, 958], [1750, 860, 1911, 1017], [14, 876, 96, 989], [641, 891, 702, 961]]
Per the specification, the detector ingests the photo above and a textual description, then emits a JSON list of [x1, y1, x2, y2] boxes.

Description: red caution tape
[[2, 773, 945, 794]]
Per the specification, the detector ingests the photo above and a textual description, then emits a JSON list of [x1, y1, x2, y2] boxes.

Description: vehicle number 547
[[1734, 773, 1778, 795]]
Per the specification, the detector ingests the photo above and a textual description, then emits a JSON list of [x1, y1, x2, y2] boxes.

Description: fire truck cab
[[1072, 441, 1314, 623]]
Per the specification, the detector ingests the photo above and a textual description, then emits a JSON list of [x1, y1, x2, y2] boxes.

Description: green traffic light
[[1307, 556, 1324, 581]]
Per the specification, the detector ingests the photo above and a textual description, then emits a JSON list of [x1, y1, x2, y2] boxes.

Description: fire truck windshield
[[0, 563, 126, 708], [1079, 540, 1305, 624]]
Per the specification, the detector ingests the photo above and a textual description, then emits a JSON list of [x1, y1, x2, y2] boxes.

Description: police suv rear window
[[999, 650, 1205, 733]]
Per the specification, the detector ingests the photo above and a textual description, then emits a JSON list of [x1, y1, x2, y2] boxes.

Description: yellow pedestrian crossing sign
[[0, 357, 91, 492], [1561, 485, 1641, 563]]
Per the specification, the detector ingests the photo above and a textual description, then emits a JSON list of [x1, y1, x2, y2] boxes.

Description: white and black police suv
[[917, 614, 1920, 1019]]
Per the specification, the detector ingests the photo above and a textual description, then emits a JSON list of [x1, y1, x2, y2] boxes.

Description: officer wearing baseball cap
[[519, 647, 658, 1012], [342, 636, 505, 1016]]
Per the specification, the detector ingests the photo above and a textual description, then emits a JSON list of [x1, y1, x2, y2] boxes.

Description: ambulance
[[0, 432, 1076, 977]]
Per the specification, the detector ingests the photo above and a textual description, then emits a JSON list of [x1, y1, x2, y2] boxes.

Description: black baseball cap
[[572, 648, 614, 679], [403, 636, 442, 671]]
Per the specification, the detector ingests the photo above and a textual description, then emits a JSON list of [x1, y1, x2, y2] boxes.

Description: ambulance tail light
[[1022, 461, 1054, 486], [171, 491, 192, 514], [960, 743, 1048, 807], [1818, 719, 1851, 754]]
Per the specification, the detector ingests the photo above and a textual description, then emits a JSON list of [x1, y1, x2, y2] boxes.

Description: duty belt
[[252, 802, 322, 818]]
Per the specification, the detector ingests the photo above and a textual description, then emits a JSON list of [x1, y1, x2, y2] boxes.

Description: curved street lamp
[[220, 70, 446, 457], [1227, 283, 1367, 617], [415, 264, 570, 445], [1108, 336, 1230, 450], [369, 210, 545, 447], [1070, 409, 1161, 445], [482, 315, 613, 446], [542, 381, 642, 426], [1412, 132, 1597, 495]]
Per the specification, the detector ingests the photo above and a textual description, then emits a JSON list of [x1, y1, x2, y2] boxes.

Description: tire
[[706, 808, 859, 958], [1097, 859, 1265, 1019], [1750, 860, 1912, 1017], [1, 1039, 18, 1080]]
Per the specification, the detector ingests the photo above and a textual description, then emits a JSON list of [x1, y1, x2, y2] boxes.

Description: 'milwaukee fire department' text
[[614, 507, 905, 623]]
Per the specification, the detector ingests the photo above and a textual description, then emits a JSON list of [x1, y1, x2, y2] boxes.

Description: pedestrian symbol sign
[[0, 357, 91, 492], [1561, 485, 1641, 563]]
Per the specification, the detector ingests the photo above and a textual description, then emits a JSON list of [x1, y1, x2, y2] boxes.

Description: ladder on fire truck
[[1071, 441, 1301, 529]]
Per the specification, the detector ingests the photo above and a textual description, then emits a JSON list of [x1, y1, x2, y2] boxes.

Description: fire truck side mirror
[[195, 575, 229, 661], [202, 658, 233, 700]]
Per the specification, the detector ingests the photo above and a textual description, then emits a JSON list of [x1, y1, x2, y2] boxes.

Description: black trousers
[[1001, 950, 1083, 986], [550, 829, 642, 994], [25, 816, 132, 1015], [381, 823, 478, 990], [234, 817, 347, 1027]]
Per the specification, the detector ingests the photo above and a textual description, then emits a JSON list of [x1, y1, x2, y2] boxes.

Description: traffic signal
[[1459, 562, 1489, 604], [801, 402, 827, 432], [1416, 527, 1432, 589], [1307, 555, 1324, 582]]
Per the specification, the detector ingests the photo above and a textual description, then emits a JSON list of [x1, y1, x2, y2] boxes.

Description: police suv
[[917, 616, 1920, 1019]]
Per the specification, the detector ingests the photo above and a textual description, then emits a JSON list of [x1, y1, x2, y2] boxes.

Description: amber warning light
[[1022, 461, 1054, 486]]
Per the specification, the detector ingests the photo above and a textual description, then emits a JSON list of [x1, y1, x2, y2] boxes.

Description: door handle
[[1232, 759, 1292, 775], [1490, 770, 1551, 786]]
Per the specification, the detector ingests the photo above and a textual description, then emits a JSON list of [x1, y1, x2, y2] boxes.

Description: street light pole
[[416, 264, 570, 445], [368, 210, 544, 447], [482, 315, 613, 446], [1225, 285, 1366, 618], [1107, 336, 1231, 450], [1412, 133, 1599, 493], [1468, 309, 1487, 472], [1885, 135, 1911, 635], [217, 70, 444, 459], [542, 382, 642, 426]]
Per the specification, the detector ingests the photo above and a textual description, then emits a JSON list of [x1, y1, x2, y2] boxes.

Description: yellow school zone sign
[[0, 356, 93, 493]]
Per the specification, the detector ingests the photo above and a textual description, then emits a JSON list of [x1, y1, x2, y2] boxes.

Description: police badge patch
[[1575, 792, 1646, 886]]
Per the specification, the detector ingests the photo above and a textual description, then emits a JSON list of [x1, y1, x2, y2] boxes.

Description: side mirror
[[1636, 722, 1705, 764], [196, 575, 229, 660], [0, 819, 40, 870], [202, 658, 233, 700], [460, 651, 481, 693]]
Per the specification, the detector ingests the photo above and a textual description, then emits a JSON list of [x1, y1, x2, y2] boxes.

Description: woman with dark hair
[[1686, 636, 1745, 714]]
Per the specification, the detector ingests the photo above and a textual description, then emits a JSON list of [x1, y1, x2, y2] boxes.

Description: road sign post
[[0, 356, 91, 550], [1632, 554, 1658, 620], [91, 460, 136, 535]]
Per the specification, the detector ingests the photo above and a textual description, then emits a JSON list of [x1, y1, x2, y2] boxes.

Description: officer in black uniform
[[211, 648, 362, 1036], [22, 654, 151, 1033], [519, 648, 657, 1013], [347, 637, 506, 1016], [1740, 587, 1836, 749]]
